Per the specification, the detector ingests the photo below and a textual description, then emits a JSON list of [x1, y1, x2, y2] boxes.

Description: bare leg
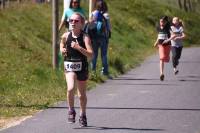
[[159, 60, 165, 81], [77, 80, 87, 116], [65, 72, 76, 111], [160, 60, 164, 75]]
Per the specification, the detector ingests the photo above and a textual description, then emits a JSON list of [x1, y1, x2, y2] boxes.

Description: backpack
[[87, 11, 107, 39]]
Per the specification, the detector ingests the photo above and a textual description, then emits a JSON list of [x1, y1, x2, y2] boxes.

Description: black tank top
[[64, 32, 87, 62]]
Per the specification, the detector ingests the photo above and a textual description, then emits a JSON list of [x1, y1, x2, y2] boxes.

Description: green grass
[[1, 0, 200, 119], [0, 3, 67, 117]]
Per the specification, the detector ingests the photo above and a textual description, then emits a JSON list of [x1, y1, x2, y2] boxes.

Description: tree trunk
[[1, 0, 6, 9], [188, 0, 192, 11], [178, 0, 183, 9], [7, 0, 10, 7], [183, 0, 188, 12], [52, 0, 59, 69]]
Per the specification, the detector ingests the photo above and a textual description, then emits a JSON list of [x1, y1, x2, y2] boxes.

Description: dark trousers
[[171, 46, 183, 68], [91, 37, 109, 75]]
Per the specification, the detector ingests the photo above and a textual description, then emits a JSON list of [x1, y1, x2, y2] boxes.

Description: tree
[[183, 0, 188, 12], [188, 0, 192, 11], [178, 0, 183, 9], [0, 0, 6, 9], [178, 0, 194, 12]]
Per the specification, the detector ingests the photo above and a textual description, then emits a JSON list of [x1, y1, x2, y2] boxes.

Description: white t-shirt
[[171, 25, 184, 47]]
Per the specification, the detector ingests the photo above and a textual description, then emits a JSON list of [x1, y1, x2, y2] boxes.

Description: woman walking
[[59, 0, 86, 31], [89, 0, 111, 77]]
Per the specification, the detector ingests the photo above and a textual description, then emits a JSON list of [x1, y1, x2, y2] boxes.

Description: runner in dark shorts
[[60, 12, 93, 127]]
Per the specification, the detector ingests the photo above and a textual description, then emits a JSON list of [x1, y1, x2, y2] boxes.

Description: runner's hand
[[60, 47, 67, 56], [71, 41, 80, 50], [154, 42, 158, 47], [162, 40, 169, 44]]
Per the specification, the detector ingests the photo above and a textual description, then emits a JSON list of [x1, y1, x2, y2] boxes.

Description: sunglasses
[[69, 19, 80, 23]]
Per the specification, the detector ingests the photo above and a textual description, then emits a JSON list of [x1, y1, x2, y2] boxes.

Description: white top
[[171, 25, 184, 47]]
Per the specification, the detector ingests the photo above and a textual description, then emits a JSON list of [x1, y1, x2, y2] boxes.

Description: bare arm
[[174, 32, 186, 40], [162, 34, 176, 44], [60, 32, 70, 56], [154, 38, 159, 47], [83, 34, 93, 60]]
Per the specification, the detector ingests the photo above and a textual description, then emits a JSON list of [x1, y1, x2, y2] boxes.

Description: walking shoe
[[68, 110, 76, 123], [174, 70, 179, 75], [101, 72, 113, 80], [79, 115, 87, 127], [160, 74, 164, 81], [106, 74, 113, 80]]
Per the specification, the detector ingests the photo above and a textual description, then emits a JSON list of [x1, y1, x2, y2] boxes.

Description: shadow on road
[[73, 126, 165, 131], [106, 83, 178, 86], [112, 78, 158, 81], [179, 79, 200, 82], [177, 75, 200, 82], [2, 104, 200, 112], [112, 77, 200, 83], [47, 106, 200, 112]]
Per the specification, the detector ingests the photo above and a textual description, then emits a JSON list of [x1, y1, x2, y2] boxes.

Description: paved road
[[1, 47, 200, 133]]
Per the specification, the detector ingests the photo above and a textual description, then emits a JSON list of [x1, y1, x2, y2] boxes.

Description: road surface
[[1, 47, 200, 133]]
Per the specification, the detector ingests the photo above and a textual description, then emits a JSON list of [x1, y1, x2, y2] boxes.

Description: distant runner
[[170, 17, 186, 75], [154, 16, 175, 81]]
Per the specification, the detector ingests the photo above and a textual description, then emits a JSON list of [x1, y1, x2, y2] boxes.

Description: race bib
[[158, 33, 168, 40], [64, 61, 82, 72]]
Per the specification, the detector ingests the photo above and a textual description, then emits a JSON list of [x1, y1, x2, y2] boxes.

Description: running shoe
[[160, 74, 164, 81], [79, 115, 87, 127], [174, 70, 179, 75], [68, 110, 76, 123]]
